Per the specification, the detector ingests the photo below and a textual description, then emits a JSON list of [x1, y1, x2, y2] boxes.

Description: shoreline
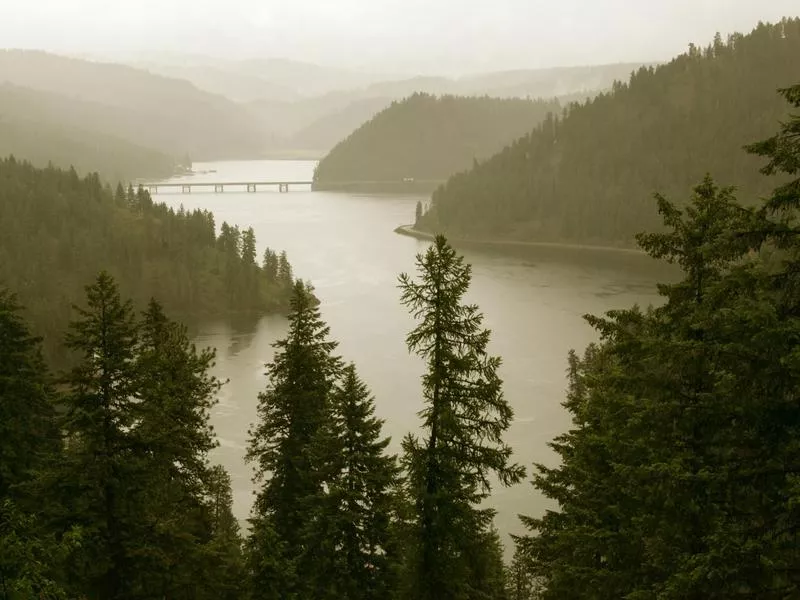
[[393, 224, 646, 255]]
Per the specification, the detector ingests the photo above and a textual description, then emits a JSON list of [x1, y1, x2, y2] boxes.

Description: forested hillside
[[0, 85, 173, 180], [421, 19, 800, 246], [0, 156, 295, 364], [0, 50, 267, 160], [313, 93, 560, 188]]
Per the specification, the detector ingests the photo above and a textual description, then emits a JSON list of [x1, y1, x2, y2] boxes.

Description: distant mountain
[[0, 83, 177, 180], [290, 97, 391, 154], [134, 61, 302, 103], [131, 55, 393, 102], [421, 18, 800, 247], [313, 93, 560, 190], [0, 50, 268, 161], [244, 62, 648, 154]]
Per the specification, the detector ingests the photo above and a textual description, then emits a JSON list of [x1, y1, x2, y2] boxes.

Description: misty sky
[[2, 0, 798, 74]]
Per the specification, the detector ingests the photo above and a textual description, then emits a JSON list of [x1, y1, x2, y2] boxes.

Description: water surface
[[155, 159, 670, 549]]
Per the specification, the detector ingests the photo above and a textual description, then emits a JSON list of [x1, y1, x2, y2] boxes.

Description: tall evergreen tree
[[304, 364, 400, 599], [247, 280, 341, 598], [57, 272, 141, 599], [0, 290, 67, 599], [0, 289, 58, 500], [204, 465, 246, 600], [277, 251, 294, 289], [398, 235, 524, 600], [518, 157, 800, 597], [242, 227, 258, 266], [132, 299, 225, 598]]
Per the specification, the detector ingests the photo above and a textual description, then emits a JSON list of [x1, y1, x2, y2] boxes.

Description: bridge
[[138, 181, 313, 194]]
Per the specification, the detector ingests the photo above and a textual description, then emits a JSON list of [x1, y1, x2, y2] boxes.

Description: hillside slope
[[0, 156, 294, 364], [0, 50, 267, 160], [313, 94, 560, 189], [422, 19, 800, 246], [243, 63, 646, 154], [0, 84, 174, 180]]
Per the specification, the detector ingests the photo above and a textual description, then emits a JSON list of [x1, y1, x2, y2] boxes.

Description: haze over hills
[[243, 62, 648, 154], [420, 18, 800, 247], [313, 93, 560, 190], [0, 50, 269, 164], [0, 48, 650, 167], [0, 84, 174, 181]]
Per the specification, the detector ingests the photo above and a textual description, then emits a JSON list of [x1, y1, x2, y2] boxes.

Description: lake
[[154, 159, 670, 552]]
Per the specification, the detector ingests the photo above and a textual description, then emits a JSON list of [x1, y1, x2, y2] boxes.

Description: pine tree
[[277, 251, 294, 288], [305, 364, 400, 599], [0, 289, 58, 500], [263, 248, 279, 284], [246, 280, 341, 598], [205, 465, 246, 600], [242, 227, 257, 266], [0, 290, 67, 598], [398, 235, 524, 600], [0, 499, 78, 600], [132, 299, 223, 597], [518, 169, 800, 598], [58, 272, 141, 599]]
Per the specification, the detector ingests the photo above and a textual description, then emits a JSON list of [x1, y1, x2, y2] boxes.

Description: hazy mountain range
[[0, 48, 650, 171]]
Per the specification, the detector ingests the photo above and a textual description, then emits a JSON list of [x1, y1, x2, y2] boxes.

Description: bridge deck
[[140, 181, 313, 187]]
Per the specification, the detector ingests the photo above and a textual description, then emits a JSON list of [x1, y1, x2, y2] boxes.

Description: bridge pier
[[181, 185, 191, 194], [247, 184, 257, 193], [148, 185, 157, 194], [279, 183, 289, 193], [214, 184, 224, 193]]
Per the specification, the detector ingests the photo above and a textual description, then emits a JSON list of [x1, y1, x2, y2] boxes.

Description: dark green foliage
[[35, 274, 246, 599], [305, 364, 400, 599], [426, 18, 800, 246], [0, 157, 294, 366], [56, 273, 141, 598], [519, 86, 800, 598], [0, 500, 78, 600], [313, 93, 560, 187], [130, 299, 226, 598], [398, 235, 524, 600], [0, 290, 58, 500], [204, 465, 246, 600], [505, 546, 537, 600], [247, 281, 342, 598], [0, 291, 66, 599]]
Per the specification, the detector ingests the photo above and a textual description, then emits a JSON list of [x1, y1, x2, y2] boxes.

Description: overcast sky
[[2, 0, 797, 74]]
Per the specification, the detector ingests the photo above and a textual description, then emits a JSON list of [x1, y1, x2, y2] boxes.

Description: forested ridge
[[0, 156, 295, 365], [4, 83, 800, 597], [313, 93, 560, 188], [421, 18, 800, 247], [5, 37, 800, 600]]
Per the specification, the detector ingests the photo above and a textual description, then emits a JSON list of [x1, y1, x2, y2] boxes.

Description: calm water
[[155, 159, 669, 550]]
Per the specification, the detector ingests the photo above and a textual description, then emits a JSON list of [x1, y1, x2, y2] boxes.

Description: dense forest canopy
[[512, 82, 800, 598], [0, 50, 267, 161], [2, 76, 800, 598], [313, 93, 560, 187], [422, 18, 800, 247], [0, 156, 295, 365]]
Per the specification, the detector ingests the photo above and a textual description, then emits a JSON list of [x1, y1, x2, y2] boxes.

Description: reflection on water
[[156, 159, 673, 550]]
